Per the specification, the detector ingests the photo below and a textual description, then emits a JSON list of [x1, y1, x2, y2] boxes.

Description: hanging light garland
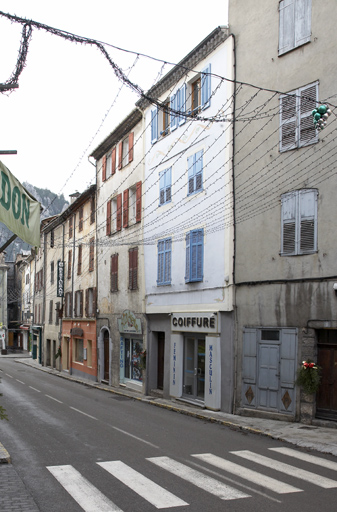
[[312, 104, 331, 131]]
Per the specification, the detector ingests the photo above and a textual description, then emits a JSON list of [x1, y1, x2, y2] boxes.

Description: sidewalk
[[1, 353, 337, 460]]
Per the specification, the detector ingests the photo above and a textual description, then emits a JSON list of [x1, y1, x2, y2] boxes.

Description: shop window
[[74, 338, 84, 363], [124, 338, 143, 381]]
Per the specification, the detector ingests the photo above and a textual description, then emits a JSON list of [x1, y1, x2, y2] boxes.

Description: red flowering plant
[[296, 359, 321, 394]]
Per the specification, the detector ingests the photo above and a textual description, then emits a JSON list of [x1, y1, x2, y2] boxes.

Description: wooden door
[[316, 330, 337, 420], [157, 333, 165, 390]]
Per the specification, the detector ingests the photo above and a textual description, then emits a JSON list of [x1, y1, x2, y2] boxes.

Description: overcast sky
[[0, 1, 228, 203]]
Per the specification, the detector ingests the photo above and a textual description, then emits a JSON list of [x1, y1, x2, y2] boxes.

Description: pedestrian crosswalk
[[47, 447, 337, 511]]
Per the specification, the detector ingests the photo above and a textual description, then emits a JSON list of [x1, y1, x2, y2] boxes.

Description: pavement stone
[[0, 464, 39, 512]]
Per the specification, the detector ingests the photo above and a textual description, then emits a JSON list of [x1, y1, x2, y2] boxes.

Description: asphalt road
[[1, 358, 337, 512]]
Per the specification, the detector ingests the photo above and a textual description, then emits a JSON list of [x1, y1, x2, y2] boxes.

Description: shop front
[[62, 319, 97, 382], [170, 312, 221, 410], [119, 310, 145, 392]]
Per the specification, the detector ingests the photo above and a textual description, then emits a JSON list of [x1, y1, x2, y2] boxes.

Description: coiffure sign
[[171, 313, 219, 333]]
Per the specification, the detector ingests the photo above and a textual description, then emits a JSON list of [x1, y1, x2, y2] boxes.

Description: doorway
[[183, 336, 205, 401], [157, 332, 165, 390], [103, 330, 110, 382], [316, 330, 337, 421]]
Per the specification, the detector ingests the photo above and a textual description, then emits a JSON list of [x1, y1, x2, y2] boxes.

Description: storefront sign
[[118, 310, 142, 334], [0, 161, 40, 247], [171, 313, 218, 333], [70, 327, 83, 337], [57, 260, 64, 297]]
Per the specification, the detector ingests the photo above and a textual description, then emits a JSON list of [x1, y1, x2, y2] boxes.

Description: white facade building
[[138, 27, 235, 411]]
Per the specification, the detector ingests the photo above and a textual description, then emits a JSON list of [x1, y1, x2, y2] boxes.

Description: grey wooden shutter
[[299, 189, 317, 253], [280, 93, 297, 151], [279, 0, 295, 55], [281, 192, 296, 255], [295, 0, 312, 48], [299, 82, 318, 147]]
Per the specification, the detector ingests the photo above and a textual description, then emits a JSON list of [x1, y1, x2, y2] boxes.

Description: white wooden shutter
[[295, 0, 312, 48]]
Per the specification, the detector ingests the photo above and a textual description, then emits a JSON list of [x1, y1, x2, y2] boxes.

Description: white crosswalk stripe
[[192, 453, 302, 494], [47, 448, 337, 510], [147, 456, 250, 501], [98, 460, 188, 509], [269, 447, 337, 472], [47, 465, 122, 512], [232, 450, 337, 489]]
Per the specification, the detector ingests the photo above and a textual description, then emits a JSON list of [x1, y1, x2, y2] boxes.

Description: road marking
[[16, 379, 25, 384], [45, 395, 63, 404], [70, 406, 97, 420], [192, 453, 302, 494], [111, 426, 159, 449], [47, 465, 122, 512], [5, 373, 13, 378], [98, 460, 188, 509], [147, 456, 250, 501], [232, 450, 337, 488], [29, 386, 41, 393], [270, 447, 337, 472]]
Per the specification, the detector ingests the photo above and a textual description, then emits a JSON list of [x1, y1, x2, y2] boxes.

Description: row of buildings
[[11, 1, 337, 424]]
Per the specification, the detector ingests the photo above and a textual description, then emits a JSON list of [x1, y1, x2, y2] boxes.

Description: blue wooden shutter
[[190, 229, 203, 281], [280, 328, 297, 388], [299, 189, 317, 254], [157, 240, 164, 284], [179, 84, 186, 126], [164, 238, 172, 284], [159, 171, 165, 205], [165, 167, 172, 203], [201, 64, 211, 110], [151, 108, 158, 143]]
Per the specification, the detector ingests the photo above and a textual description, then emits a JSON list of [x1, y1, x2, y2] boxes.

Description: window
[[77, 245, 82, 275], [67, 250, 72, 280], [49, 300, 53, 324], [124, 338, 143, 381], [89, 238, 95, 272], [279, 0, 311, 55], [123, 189, 129, 228], [90, 197, 95, 224], [102, 149, 116, 181], [129, 247, 138, 290], [55, 302, 60, 325], [74, 338, 84, 363], [190, 64, 211, 115], [65, 292, 72, 317], [280, 82, 318, 151], [157, 238, 172, 286], [118, 133, 134, 169], [188, 150, 203, 195], [185, 229, 204, 282], [161, 100, 170, 137], [75, 290, 83, 318], [85, 287, 96, 317], [50, 261, 54, 284], [79, 206, 84, 231], [151, 108, 158, 144], [50, 229, 54, 248], [110, 253, 118, 292], [159, 168, 172, 206], [69, 217, 73, 239], [281, 189, 317, 256]]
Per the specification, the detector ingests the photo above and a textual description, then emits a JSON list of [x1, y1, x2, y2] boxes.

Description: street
[[1, 358, 337, 511]]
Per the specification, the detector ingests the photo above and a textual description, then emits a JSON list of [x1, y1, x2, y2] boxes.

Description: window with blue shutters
[[157, 238, 172, 285], [185, 229, 204, 282], [151, 107, 158, 144], [187, 150, 203, 195], [159, 167, 172, 206]]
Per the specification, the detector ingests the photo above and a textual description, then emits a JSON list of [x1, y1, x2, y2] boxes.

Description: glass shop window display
[[124, 338, 143, 382]]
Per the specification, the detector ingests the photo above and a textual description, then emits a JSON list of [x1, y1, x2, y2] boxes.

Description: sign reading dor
[[0, 161, 40, 247]]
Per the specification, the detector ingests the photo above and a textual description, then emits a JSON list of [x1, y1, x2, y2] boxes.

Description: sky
[[0, 1, 228, 203]]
